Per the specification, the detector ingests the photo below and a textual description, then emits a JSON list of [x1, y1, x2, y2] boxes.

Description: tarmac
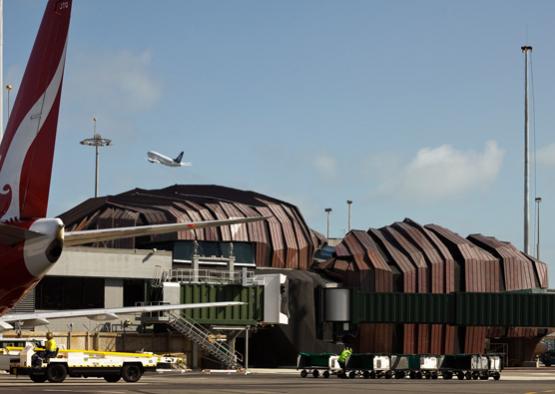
[[0, 369, 554, 394]]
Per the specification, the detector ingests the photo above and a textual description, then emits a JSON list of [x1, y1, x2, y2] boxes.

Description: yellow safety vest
[[45, 339, 57, 352]]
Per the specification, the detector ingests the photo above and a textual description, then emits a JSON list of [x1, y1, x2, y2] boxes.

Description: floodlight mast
[[522, 45, 532, 255], [80, 117, 111, 198]]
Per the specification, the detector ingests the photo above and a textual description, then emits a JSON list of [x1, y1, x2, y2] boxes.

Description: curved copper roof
[[315, 218, 549, 355], [59, 184, 323, 270]]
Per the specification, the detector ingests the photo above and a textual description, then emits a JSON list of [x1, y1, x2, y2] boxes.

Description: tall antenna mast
[[522, 45, 532, 255]]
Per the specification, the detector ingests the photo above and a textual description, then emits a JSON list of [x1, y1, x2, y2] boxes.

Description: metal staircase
[[167, 310, 243, 370]]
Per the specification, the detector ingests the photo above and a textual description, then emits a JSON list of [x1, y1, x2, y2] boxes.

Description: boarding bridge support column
[[192, 256, 199, 283], [228, 243, 235, 281]]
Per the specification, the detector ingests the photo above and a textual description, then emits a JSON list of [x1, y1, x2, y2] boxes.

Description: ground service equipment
[[298, 352, 502, 380], [10, 345, 158, 383]]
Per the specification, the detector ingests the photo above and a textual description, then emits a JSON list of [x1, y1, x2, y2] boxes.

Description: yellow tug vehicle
[[9, 344, 159, 383]]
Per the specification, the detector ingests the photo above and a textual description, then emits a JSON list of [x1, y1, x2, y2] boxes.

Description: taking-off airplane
[[147, 151, 192, 167], [0, 0, 262, 331]]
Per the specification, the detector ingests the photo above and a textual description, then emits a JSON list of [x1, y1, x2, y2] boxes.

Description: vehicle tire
[[472, 372, 479, 380], [29, 373, 48, 383], [121, 364, 142, 383], [395, 371, 404, 379], [104, 374, 121, 383], [46, 363, 68, 383], [300, 369, 308, 378], [493, 372, 501, 381], [479, 374, 488, 380], [415, 371, 423, 380], [312, 369, 320, 378], [363, 370, 370, 379], [323, 370, 330, 378], [464, 371, 472, 380], [456, 372, 464, 380], [443, 371, 452, 380], [431, 372, 438, 380], [348, 370, 356, 379], [409, 371, 415, 379], [545, 361, 552, 367], [369, 371, 376, 379], [385, 371, 392, 379]]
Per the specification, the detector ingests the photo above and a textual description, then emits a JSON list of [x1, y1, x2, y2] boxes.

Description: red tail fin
[[0, 0, 72, 221]]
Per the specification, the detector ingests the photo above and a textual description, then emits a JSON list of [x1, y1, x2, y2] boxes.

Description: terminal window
[[35, 276, 104, 310], [173, 241, 255, 265]]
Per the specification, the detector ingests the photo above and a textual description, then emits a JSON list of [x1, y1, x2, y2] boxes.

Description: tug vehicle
[[10, 344, 158, 383]]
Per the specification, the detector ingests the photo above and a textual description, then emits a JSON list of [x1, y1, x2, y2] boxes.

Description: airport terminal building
[[11, 184, 552, 367]]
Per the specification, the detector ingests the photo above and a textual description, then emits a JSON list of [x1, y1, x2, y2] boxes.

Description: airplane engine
[[23, 218, 65, 278]]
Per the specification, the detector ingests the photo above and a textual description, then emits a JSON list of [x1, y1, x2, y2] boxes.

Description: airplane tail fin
[[174, 151, 184, 163], [0, 0, 72, 221]]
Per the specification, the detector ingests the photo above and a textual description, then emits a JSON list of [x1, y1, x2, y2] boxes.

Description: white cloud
[[312, 153, 337, 178], [537, 143, 555, 167], [379, 140, 504, 200]]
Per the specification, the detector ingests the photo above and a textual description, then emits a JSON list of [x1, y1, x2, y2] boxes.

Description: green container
[[297, 352, 334, 368], [181, 284, 263, 325], [346, 353, 374, 370]]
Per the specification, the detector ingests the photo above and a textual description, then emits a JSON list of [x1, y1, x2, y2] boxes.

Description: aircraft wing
[[0, 301, 244, 330], [64, 216, 263, 247], [0, 223, 44, 246]]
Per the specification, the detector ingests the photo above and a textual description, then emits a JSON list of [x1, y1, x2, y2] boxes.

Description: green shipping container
[[181, 284, 264, 325]]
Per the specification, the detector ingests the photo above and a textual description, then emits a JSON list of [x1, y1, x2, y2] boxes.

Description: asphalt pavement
[[0, 369, 554, 394]]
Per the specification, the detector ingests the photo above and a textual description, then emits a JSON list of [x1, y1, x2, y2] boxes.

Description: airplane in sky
[[147, 151, 192, 167], [0, 0, 261, 331]]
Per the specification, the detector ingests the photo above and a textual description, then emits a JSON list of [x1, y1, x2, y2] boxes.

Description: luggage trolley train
[[297, 352, 502, 380]]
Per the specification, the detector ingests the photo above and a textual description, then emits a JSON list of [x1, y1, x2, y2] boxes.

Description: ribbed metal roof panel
[[59, 184, 317, 270]]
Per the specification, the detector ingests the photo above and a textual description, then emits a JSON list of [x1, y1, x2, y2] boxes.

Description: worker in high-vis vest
[[32, 332, 58, 367], [44, 332, 57, 356], [337, 346, 352, 369]]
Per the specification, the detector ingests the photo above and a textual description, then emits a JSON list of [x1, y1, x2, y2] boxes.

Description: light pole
[[522, 45, 533, 255], [346, 200, 353, 232], [80, 117, 111, 197], [5, 84, 12, 122], [324, 208, 332, 239], [535, 197, 542, 260]]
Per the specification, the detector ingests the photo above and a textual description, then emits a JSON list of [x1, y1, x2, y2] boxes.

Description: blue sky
[[5, 1, 555, 279]]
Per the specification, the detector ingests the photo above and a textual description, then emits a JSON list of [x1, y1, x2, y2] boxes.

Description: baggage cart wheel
[[395, 371, 404, 379], [443, 371, 452, 380], [323, 370, 330, 378], [29, 373, 48, 383], [415, 371, 423, 380], [493, 372, 501, 381], [431, 372, 438, 380], [385, 371, 393, 379], [300, 369, 308, 378], [312, 369, 320, 378], [348, 370, 356, 379], [409, 371, 415, 379], [369, 371, 376, 379], [456, 372, 464, 380], [121, 364, 142, 383], [464, 371, 472, 380], [46, 363, 68, 383], [472, 372, 479, 380], [362, 370, 370, 379], [425, 372, 431, 379]]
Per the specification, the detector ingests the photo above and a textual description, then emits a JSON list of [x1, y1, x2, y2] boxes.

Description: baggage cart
[[390, 354, 420, 379], [296, 352, 335, 378]]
